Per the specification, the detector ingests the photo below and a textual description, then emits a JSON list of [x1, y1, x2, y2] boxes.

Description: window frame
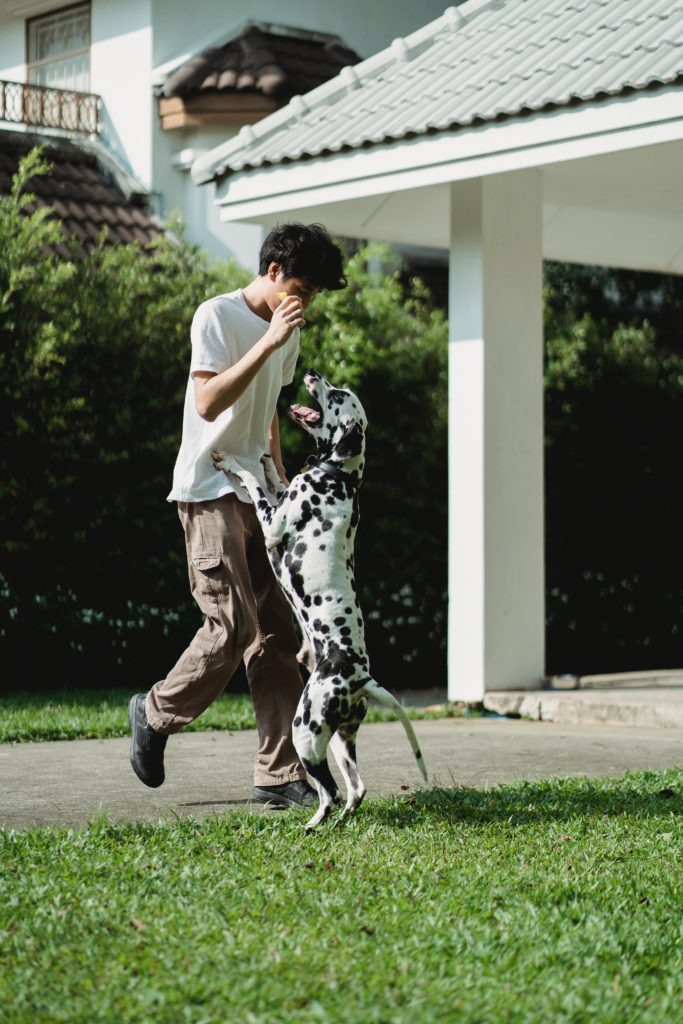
[[25, 1, 92, 93]]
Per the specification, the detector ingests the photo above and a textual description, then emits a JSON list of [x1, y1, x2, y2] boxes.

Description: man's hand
[[265, 295, 305, 350]]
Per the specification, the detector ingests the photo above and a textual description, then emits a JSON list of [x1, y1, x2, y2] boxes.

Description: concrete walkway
[[1, 716, 681, 831]]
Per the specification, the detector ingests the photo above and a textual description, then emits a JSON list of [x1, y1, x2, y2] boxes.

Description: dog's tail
[[360, 680, 428, 783]]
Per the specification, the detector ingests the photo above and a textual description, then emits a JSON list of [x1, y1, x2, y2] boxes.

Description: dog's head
[[289, 369, 367, 468]]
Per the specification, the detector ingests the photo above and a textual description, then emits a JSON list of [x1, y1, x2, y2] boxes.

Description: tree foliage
[[544, 262, 683, 672]]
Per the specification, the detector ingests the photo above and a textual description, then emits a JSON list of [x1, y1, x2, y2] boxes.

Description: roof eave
[[200, 87, 683, 222]]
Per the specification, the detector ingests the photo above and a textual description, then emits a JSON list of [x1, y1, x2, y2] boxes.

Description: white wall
[[150, 0, 450, 67], [152, 123, 266, 270], [91, 0, 153, 185], [0, 10, 24, 83]]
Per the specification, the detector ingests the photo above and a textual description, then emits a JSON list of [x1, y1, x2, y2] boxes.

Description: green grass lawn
[[1, 770, 681, 1023], [0, 688, 463, 744]]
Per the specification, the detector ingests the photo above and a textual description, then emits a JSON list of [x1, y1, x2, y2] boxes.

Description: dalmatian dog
[[212, 369, 428, 831]]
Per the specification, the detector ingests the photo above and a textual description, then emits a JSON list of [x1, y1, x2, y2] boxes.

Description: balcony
[[0, 79, 101, 136]]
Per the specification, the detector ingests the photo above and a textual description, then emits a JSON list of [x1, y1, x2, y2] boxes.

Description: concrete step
[[483, 686, 683, 728]]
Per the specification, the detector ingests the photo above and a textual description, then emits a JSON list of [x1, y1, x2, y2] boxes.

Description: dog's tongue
[[291, 404, 321, 424]]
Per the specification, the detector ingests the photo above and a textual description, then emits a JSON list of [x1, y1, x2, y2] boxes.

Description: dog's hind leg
[[329, 728, 366, 823], [301, 759, 342, 832], [293, 721, 342, 831]]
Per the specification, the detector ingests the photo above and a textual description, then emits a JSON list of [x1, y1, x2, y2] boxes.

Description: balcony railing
[[0, 79, 101, 136]]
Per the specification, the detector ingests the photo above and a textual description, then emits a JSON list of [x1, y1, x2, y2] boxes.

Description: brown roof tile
[[83, 221, 101, 241], [66, 199, 85, 221], [114, 204, 134, 227], [0, 128, 162, 255], [162, 25, 360, 100]]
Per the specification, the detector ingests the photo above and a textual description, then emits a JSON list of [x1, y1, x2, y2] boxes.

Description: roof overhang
[[158, 93, 283, 131], [196, 87, 683, 273]]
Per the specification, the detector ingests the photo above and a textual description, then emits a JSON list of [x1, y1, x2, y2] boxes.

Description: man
[[128, 223, 346, 808]]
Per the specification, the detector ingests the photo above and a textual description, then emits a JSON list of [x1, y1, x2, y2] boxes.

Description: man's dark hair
[[259, 222, 346, 291]]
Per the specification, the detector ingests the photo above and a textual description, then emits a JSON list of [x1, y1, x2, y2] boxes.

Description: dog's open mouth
[[289, 398, 322, 427]]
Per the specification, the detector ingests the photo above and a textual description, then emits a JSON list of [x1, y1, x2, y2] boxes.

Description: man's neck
[[241, 277, 272, 322]]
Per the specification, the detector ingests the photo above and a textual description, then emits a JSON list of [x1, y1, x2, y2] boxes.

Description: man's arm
[[268, 410, 289, 485], [194, 297, 303, 422]]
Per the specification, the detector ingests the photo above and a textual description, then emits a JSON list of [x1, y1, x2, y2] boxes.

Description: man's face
[[267, 262, 321, 311]]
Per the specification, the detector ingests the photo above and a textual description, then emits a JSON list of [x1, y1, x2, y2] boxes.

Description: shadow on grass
[[364, 771, 682, 829]]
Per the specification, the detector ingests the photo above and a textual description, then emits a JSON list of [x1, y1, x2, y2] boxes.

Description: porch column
[[448, 170, 544, 701]]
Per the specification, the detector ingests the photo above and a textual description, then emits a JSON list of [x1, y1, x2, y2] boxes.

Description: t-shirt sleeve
[[281, 329, 300, 386], [189, 301, 233, 376]]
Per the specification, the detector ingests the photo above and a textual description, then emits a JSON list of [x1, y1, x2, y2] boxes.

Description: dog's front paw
[[260, 454, 284, 497], [211, 450, 243, 483]]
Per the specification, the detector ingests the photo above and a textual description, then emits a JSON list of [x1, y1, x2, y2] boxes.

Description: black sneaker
[[128, 692, 168, 788], [252, 780, 318, 809]]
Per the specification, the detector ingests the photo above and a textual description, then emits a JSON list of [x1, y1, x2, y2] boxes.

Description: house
[[0, 0, 448, 267], [190, 0, 683, 701]]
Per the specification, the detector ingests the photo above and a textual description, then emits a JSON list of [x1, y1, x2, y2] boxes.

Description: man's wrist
[[261, 329, 281, 356], [273, 458, 288, 482]]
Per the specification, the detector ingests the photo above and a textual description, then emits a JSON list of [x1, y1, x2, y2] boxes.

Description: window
[[27, 3, 91, 93]]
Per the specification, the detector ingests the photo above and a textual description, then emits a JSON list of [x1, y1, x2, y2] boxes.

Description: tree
[[544, 262, 683, 672]]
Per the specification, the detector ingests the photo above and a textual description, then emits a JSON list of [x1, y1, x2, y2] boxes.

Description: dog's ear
[[334, 421, 364, 461]]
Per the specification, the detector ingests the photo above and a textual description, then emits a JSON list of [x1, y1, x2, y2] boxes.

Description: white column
[[448, 171, 544, 701]]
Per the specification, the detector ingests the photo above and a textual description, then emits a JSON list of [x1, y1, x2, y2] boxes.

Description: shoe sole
[[128, 694, 164, 789]]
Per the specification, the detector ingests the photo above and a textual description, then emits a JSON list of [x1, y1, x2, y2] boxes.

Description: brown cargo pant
[[145, 494, 306, 786]]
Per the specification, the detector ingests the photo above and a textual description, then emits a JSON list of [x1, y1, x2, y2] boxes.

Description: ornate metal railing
[[0, 79, 101, 136]]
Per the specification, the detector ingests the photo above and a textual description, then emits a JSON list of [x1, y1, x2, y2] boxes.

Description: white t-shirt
[[167, 289, 299, 503]]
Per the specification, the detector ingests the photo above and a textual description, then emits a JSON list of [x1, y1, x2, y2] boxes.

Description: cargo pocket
[[191, 555, 222, 572], [189, 553, 223, 603]]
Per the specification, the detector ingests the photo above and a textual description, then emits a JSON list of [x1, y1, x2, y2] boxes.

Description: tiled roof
[[0, 129, 161, 257], [195, 0, 683, 181], [161, 25, 360, 100]]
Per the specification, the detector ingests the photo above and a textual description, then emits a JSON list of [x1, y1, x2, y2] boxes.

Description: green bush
[[543, 262, 683, 672]]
